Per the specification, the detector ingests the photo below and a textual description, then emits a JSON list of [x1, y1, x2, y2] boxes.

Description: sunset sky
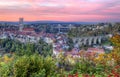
[[0, 0, 120, 22]]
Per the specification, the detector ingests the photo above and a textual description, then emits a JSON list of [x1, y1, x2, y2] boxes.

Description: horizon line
[[0, 20, 119, 23]]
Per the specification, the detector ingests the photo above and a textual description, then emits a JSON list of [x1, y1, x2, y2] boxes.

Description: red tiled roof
[[87, 48, 104, 53], [23, 28, 35, 31]]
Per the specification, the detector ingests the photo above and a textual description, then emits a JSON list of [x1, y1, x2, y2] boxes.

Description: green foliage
[[110, 34, 120, 64], [67, 37, 74, 51], [0, 62, 12, 77], [43, 56, 57, 76], [30, 69, 46, 77], [73, 59, 109, 76], [13, 54, 44, 77], [0, 54, 57, 77], [0, 39, 53, 57], [36, 39, 53, 57]]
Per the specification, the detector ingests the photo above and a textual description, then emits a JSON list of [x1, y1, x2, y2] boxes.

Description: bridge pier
[[98, 37, 102, 44], [94, 37, 97, 44], [88, 37, 93, 45], [78, 39, 83, 46], [83, 38, 88, 45], [73, 38, 77, 43]]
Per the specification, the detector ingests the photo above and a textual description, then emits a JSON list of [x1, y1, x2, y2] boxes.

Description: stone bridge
[[73, 35, 109, 46]]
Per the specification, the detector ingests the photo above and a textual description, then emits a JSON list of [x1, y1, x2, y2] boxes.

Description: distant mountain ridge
[[0, 21, 98, 25]]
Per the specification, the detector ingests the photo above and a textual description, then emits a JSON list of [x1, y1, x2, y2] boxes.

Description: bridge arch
[[72, 35, 108, 47]]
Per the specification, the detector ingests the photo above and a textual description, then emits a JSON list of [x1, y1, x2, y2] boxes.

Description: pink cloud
[[0, 0, 120, 22]]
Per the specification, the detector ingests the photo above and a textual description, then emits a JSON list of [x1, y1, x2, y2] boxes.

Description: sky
[[0, 0, 120, 22]]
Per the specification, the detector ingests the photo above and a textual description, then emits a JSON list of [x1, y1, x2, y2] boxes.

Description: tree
[[36, 39, 53, 57], [0, 54, 57, 77], [110, 34, 120, 64]]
